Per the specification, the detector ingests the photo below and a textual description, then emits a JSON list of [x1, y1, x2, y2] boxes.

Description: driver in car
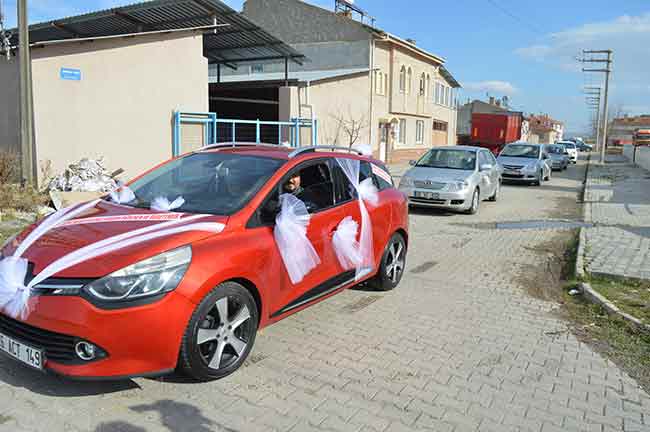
[[283, 172, 318, 211]]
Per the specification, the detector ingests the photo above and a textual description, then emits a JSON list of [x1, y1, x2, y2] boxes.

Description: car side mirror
[[479, 164, 493, 172], [409, 160, 417, 166]]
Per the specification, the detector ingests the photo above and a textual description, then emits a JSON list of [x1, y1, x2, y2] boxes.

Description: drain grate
[[342, 296, 382, 313], [495, 220, 593, 230], [410, 261, 438, 274]]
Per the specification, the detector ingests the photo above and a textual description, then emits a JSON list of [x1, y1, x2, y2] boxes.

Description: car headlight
[[84, 246, 192, 301], [446, 181, 469, 192], [399, 177, 414, 188], [523, 163, 537, 171]]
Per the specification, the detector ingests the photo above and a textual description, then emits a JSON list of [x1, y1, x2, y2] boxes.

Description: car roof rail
[[288, 146, 364, 158], [200, 142, 287, 151]]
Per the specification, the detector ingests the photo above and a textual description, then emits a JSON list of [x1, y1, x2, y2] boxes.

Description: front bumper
[[0, 291, 195, 378], [399, 186, 473, 210], [501, 170, 538, 183]]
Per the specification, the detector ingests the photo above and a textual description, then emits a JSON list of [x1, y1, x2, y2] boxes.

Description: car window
[[416, 149, 477, 170], [125, 152, 284, 215], [258, 161, 336, 224], [487, 152, 498, 165], [372, 162, 394, 190], [333, 160, 376, 203], [500, 145, 540, 159], [478, 151, 490, 167]]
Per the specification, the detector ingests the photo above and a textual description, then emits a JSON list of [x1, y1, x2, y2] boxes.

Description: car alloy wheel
[[369, 233, 406, 291], [179, 282, 258, 381], [488, 181, 500, 202], [466, 188, 480, 214]]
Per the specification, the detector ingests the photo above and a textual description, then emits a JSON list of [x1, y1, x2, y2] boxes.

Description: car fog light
[[75, 341, 97, 361]]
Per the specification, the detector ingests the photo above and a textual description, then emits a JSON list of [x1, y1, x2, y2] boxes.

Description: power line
[[485, 0, 545, 35]]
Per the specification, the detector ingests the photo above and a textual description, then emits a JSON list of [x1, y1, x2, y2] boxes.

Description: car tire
[[465, 188, 480, 214], [178, 281, 259, 381], [534, 170, 543, 186], [368, 233, 406, 292], [544, 169, 551, 181], [488, 180, 500, 202]]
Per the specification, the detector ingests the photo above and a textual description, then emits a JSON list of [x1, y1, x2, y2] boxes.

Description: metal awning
[[9, 0, 305, 66]]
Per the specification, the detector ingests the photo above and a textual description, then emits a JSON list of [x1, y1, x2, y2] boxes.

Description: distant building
[[528, 114, 564, 144], [212, 0, 461, 163], [609, 115, 650, 146]]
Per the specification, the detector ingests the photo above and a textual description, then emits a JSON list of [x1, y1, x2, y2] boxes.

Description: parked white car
[[557, 141, 578, 164]]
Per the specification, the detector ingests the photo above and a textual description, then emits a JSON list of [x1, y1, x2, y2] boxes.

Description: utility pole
[[584, 86, 602, 152], [580, 50, 612, 164], [18, 0, 35, 185]]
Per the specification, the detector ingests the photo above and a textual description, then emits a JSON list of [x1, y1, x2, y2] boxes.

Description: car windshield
[[500, 145, 540, 159], [416, 149, 476, 170], [547, 145, 565, 155], [116, 152, 285, 215]]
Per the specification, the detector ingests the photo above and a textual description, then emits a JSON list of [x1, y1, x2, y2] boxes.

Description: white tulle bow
[[151, 196, 185, 212], [332, 217, 362, 270], [353, 143, 373, 156], [274, 193, 321, 284], [110, 185, 136, 204], [335, 158, 378, 281]]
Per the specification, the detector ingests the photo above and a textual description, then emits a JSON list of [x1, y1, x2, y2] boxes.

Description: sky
[[2, 0, 649, 134]]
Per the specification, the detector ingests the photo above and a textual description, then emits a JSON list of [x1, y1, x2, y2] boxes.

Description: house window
[[426, 74, 431, 98], [436, 83, 442, 104], [398, 119, 407, 144], [445, 86, 450, 106], [375, 70, 384, 95], [416, 120, 425, 144], [433, 121, 448, 132], [384, 73, 389, 95], [407, 68, 413, 95], [419, 73, 426, 96], [250, 64, 264, 74], [399, 66, 406, 93]]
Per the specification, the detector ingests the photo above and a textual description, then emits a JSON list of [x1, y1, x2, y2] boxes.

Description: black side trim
[[47, 367, 175, 382], [271, 270, 356, 318]]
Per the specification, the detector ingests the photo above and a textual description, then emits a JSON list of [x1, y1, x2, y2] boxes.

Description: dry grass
[[0, 151, 17, 184], [0, 184, 48, 212]]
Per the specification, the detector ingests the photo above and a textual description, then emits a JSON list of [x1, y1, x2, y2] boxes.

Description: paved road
[[1, 156, 649, 432]]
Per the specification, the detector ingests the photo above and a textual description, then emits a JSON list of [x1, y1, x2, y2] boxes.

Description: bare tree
[[327, 109, 369, 148]]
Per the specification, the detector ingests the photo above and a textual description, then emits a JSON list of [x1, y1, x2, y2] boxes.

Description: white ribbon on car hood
[[150, 196, 185, 212], [0, 200, 224, 319]]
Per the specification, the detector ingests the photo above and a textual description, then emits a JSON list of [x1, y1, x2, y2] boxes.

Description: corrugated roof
[[10, 0, 305, 65], [211, 67, 371, 84]]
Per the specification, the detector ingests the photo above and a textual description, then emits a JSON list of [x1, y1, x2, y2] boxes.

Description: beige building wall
[[297, 73, 371, 147], [0, 59, 20, 157], [30, 32, 208, 184], [371, 42, 457, 163]]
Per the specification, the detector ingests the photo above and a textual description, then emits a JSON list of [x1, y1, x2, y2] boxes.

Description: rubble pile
[[48, 158, 118, 192]]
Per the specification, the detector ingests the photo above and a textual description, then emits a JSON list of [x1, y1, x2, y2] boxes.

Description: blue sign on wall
[[60, 68, 82, 81]]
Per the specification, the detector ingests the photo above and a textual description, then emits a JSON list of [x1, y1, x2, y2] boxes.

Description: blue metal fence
[[172, 111, 318, 156]]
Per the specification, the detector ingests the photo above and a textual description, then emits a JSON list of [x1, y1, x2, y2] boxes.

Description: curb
[[575, 227, 586, 280], [578, 282, 650, 335]]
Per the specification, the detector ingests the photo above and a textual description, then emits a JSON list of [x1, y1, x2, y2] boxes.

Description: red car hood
[[5, 201, 228, 279]]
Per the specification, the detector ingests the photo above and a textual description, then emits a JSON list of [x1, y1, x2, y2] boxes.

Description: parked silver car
[[497, 143, 552, 186], [398, 146, 502, 214], [546, 144, 570, 171]]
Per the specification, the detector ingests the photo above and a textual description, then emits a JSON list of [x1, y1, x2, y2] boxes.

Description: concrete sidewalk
[[583, 154, 650, 279]]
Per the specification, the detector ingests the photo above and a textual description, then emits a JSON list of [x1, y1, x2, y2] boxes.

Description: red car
[[0, 144, 408, 380]]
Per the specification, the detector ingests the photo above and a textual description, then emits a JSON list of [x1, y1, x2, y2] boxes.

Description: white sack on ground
[[274, 193, 320, 284], [151, 196, 185, 212], [332, 216, 362, 270], [48, 158, 118, 193]]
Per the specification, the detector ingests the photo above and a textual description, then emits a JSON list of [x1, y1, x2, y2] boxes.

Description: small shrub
[[0, 151, 17, 185]]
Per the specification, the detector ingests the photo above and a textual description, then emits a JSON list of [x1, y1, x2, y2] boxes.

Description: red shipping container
[[470, 113, 522, 154]]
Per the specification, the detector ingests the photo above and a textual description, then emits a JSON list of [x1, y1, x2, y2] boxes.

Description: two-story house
[[212, 0, 461, 163]]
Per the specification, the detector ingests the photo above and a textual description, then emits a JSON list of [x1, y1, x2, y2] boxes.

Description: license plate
[[0, 332, 44, 370], [506, 169, 521, 175], [414, 191, 440, 200]]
